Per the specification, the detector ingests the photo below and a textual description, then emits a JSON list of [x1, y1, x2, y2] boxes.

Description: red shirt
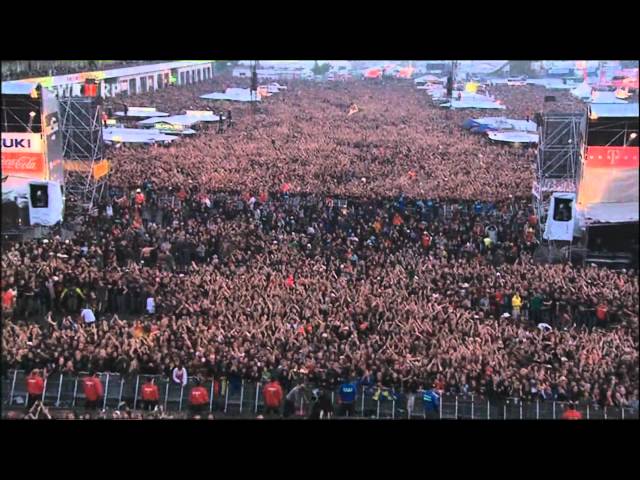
[[83, 376, 104, 402], [141, 383, 159, 401], [135, 192, 145, 205], [259, 192, 268, 203], [26, 374, 45, 396], [286, 275, 295, 288], [2, 289, 15, 309], [263, 381, 284, 408], [562, 409, 583, 420], [421, 234, 431, 248], [596, 304, 608, 321], [190, 386, 209, 406]]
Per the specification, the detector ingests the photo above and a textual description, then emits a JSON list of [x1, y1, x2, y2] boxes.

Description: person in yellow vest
[[483, 236, 493, 252], [512, 293, 522, 321]]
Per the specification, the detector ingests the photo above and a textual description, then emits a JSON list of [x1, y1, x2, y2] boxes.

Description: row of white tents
[[104, 84, 288, 145]]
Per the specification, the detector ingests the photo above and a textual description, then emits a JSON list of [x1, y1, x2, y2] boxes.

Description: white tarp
[[473, 117, 537, 132], [443, 99, 506, 110], [487, 131, 539, 143], [103, 127, 178, 144], [589, 103, 640, 118], [526, 78, 573, 90], [589, 91, 628, 104], [577, 202, 639, 224], [137, 113, 223, 128], [543, 193, 576, 241], [114, 107, 170, 118], [201, 87, 262, 102]]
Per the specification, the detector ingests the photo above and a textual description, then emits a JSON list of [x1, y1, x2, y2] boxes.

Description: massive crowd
[[2, 78, 638, 415]]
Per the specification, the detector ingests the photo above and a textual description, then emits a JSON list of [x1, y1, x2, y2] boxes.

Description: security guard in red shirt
[[26, 369, 45, 410], [262, 378, 284, 416], [140, 377, 160, 411], [189, 378, 209, 417], [82, 371, 104, 410], [561, 403, 583, 420]]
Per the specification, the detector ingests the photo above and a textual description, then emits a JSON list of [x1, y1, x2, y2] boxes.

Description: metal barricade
[[103, 373, 124, 408], [223, 378, 244, 415], [473, 396, 489, 420], [42, 373, 62, 406], [586, 403, 605, 420], [456, 394, 474, 419], [9, 370, 28, 407], [4, 370, 18, 406], [361, 387, 377, 418], [241, 380, 256, 415], [538, 400, 557, 419], [4, 370, 639, 420], [58, 373, 78, 408], [123, 374, 141, 409], [504, 398, 521, 419], [164, 380, 185, 411], [440, 393, 458, 419]]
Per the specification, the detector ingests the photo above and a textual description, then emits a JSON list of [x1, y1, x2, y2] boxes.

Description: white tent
[[443, 99, 506, 110], [200, 88, 261, 102], [488, 131, 539, 144], [103, 127, 179, 144], [113, 107, 170, 118], [137, 112, 223, 128], [589, 91, 628, 104]]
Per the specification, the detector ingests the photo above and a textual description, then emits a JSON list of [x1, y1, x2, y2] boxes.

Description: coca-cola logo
[[2, 155, 43, 172]]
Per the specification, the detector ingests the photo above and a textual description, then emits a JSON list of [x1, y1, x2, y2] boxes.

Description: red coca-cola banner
[[585, 146, 639, 169], [1, 152, 46, 178], [1, 133, 47, 179]]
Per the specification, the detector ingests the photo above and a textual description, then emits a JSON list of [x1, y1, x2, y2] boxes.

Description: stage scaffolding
[[532, 103, 587, 239], [60, 97, 107, 211]]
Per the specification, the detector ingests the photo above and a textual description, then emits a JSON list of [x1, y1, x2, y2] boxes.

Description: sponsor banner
[[154, 122, 184, 132], [93, 160, 110, 179], [585, 146, 639, 169], [64, 160, 93, 172], [1, 133, 46, 178]]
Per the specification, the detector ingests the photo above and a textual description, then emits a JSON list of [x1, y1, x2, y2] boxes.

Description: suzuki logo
[[2, 138, 30, 148]]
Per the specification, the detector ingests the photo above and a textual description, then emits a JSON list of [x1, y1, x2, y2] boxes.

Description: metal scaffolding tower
[[533, 102, 587, 239], [59, 97, 107, 211]]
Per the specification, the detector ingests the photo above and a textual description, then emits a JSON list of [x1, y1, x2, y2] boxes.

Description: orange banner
[[93, 160, 110, 179], [1, 152, 47, 179]]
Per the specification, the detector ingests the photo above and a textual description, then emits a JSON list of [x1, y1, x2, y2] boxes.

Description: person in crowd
[[82, 371, 104, 410], [189, 378, 209, 417], [172, 365, 188, 387], [26, 368, 45, 410], [262, 377, 284, 416], [140, 377, 160, 411], [1, 78, 637, 419]]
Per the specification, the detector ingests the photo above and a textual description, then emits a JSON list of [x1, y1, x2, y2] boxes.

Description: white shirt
[[81, 308, 96, 324], [172, 367, 188, 387], [146, 297, 156, 314]]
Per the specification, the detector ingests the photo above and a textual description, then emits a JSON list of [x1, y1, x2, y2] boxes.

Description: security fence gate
[[3, 370, 638, 420]]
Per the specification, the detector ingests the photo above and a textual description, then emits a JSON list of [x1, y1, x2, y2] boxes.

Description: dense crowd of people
[[2, 78, 638, 416]]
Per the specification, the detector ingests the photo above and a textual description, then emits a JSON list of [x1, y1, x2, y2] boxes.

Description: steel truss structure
[[532, 103, 587, 241], [59, 97, 107, 210]]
